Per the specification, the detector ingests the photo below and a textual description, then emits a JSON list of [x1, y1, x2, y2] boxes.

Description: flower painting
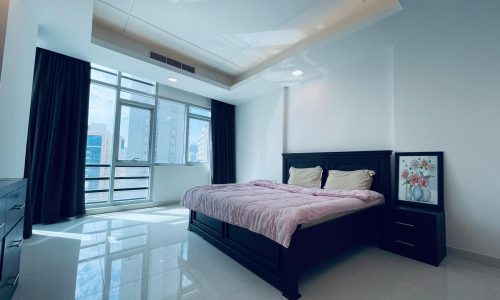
[[395, 152, 443, 209]]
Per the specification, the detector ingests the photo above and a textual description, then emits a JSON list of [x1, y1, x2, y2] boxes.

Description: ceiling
[[28, 0, 400, 104], [92, 0, 400, 84]]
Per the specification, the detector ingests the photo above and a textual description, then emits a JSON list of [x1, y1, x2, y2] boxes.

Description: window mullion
[[109, 71, 123, 204]]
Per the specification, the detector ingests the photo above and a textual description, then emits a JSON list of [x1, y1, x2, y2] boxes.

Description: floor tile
[[489, 266, 500, 293], [13, 205, 496, 300]]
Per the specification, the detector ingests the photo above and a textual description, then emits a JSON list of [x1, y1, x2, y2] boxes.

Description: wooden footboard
[[188, 206, 381, 299]]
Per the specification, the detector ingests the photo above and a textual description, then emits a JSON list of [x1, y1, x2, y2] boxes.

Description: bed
[[184, 151, 392, 299]]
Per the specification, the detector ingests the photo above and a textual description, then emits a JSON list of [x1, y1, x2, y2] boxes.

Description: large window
[[155, 100, 211, 165], [85, 64, 155, 206], [85, 64, 211, 207]]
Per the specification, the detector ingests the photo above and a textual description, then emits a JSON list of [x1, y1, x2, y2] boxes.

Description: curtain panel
[[24, 48, 90, 238], [211, 99, 236, 184]]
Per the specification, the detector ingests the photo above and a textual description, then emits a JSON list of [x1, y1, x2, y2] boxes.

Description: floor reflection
[[75, 207, 211, 300]]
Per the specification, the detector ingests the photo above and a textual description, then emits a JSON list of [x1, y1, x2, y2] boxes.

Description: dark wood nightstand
[[382, 206, 446, 266]]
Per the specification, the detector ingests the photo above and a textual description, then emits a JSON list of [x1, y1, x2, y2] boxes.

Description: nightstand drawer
[[389, 238, 427, 261], [391, 219, 434, 244], [392, 209, 434, 233]]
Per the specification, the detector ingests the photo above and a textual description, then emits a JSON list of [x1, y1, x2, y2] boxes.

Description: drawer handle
[[8, 274, 20, 286], [395, 221, 414, 227], [396, 240, 415, 247], [12, 203, 26, 210], [12, 239, 23, 248], [0, 223, 4, 230]]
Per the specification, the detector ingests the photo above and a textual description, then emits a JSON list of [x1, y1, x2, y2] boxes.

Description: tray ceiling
[[93, 0, 391, 80]]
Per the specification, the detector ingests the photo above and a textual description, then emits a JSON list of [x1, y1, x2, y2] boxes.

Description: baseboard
[[447, 247, 500, 268], [86, 201, 179, 215]]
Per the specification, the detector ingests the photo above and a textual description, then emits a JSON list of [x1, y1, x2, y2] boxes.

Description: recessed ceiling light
[[168, 77, 178, 83], [291, 70, 304, 77]]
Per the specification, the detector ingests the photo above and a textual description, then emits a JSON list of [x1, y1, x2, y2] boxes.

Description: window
[[85, 64, 155, 206], [118, 105, 151, 162], [188, 118, 210, 163], [85, 63, 211, 207], [155, 100, 186, 164], [154, 101, 211, 165], [187, 106, 211, 163]]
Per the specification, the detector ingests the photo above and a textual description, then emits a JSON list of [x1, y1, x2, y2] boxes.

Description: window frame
[[86, 65, 157, 208], [154, 96, 211, 166]]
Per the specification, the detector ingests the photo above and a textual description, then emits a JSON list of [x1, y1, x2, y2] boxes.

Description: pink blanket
[[181, 180, 384, 248]]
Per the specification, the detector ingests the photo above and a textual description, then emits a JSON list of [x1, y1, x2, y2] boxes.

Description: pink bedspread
[[181, 180, 384, 248]]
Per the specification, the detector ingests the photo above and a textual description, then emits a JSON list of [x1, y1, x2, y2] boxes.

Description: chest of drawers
[[0, 179, 26, 300]]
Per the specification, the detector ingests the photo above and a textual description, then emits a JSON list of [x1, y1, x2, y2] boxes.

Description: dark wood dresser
[[0, 179, 26, 299], [383, 206, 446, 266]]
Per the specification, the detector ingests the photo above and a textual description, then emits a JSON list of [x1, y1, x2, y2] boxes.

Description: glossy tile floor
[[13, 206, 500, 300]]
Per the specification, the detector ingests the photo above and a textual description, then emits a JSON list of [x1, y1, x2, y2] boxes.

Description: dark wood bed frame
[[188, 150, 392, 299]]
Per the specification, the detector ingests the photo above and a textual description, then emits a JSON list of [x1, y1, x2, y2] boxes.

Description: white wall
[[287, 48, 395, 152], [236, 89, 284, 183], [0, 0, 9, 80], [153, 165, 211, 203], [391, 0, 500, 259], [153, 85, 211, 204], [0, 0, 38, 178], [236, 0, 500, 259]]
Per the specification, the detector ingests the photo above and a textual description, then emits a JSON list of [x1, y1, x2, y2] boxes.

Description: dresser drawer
[[0, 219, 23, 283], [0, 218, 23, 300], [0, 199, 6, 238], [4, 187, 26, 234]]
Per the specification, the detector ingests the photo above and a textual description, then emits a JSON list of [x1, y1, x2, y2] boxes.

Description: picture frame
[[394, 152, 444, 210]]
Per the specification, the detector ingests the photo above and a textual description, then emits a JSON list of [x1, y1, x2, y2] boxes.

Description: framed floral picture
[[395, 152, 444, 210]]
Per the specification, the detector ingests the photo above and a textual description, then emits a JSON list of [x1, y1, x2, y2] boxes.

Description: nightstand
[[383, 206, 446, 266]]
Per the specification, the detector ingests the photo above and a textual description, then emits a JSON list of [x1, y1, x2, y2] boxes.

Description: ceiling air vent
[[181, 64, 195, 74], [167, 58, 182, 69], [150, 51, 196, 74], [150, 51, 166, 63]]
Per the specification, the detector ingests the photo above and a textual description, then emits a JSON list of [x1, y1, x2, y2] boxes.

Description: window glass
[[91, 69, 118, 85], [155, 100, 187, 164], [114, 189, 149, 201], [121, 73, 155, 94], [113, 167, 150, 201], [120, 90, 155, 105], [86, 84, 116, 166], [85, 192, 109, 204], [189, 106, 211, 118], [188, 118, 210, 163], [118, 105, 151, 161], [115, 167, 150, 177], [91, 64, 118, 84]]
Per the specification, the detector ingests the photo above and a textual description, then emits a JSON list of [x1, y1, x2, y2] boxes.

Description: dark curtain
[[211, 99, 236, 184], [24, 48, 90, 238]]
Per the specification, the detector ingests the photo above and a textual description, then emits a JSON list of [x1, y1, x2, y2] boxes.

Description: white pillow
[[324, 169, 376, 190], [288, 166, 323, 188]]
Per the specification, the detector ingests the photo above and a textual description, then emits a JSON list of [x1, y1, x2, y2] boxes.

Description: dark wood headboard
[[282, 150, 392, 203]]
